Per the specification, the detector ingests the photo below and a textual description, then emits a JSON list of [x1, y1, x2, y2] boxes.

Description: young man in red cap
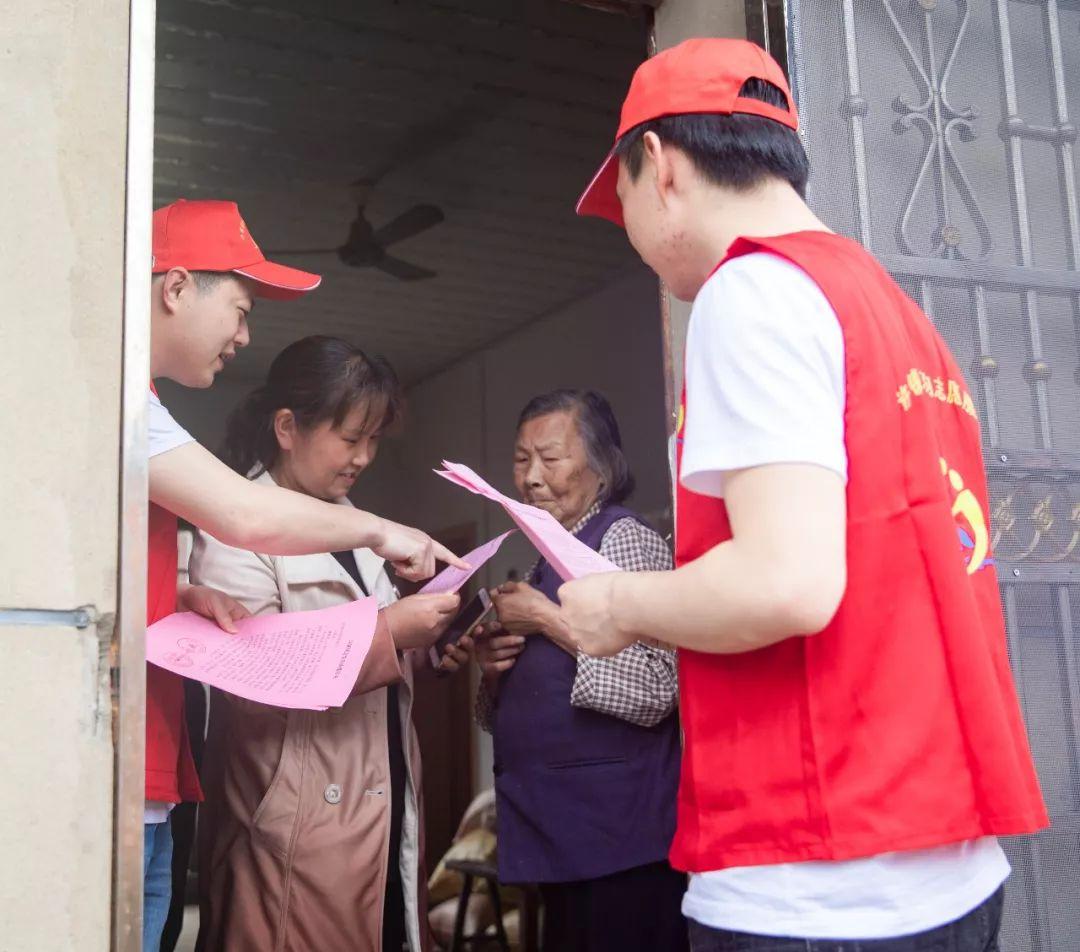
[[559, 39, 1047, 950], [143, 199, 465, 948]]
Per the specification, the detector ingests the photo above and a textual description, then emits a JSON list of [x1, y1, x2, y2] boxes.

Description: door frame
[[113, 0, 158, 947]]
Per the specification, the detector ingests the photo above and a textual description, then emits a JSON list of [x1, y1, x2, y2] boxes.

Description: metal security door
[[780, 1, 1080, 948]]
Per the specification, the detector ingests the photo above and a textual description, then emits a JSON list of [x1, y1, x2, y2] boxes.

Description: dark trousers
[[540, 860, 689, 952], [382, 874, 406, 952], [161, 680, 207, 952], [687, 887, 1004, 952]]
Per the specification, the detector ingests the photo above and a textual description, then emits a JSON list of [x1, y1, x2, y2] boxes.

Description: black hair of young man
[[614, 78, 809, 198]]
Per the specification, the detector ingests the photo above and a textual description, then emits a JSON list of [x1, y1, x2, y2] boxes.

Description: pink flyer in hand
[[146, 597, 379, 710], [435, 461, 620, 582], [420, 530, 516, 594]]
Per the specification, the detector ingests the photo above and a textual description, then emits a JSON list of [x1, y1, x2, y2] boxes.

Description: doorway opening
[[150, 1, 667, 948]]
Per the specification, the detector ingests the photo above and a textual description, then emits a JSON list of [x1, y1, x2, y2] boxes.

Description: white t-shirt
[[145, 390, 196, 826], [679, 253, 1010, 940], [149, 390, 195, 459]]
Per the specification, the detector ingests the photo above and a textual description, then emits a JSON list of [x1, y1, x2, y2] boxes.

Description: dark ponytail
[[221, 335, 403, 477]]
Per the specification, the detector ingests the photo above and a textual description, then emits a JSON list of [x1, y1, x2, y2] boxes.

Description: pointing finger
[[433, 541, 470, 571]]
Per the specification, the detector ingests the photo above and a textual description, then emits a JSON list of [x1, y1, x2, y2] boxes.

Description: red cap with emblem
[[576, 38, 798, 227], [152, 199, 322, 301]]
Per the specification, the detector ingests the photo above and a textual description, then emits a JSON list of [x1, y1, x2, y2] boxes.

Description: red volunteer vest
[[146, 386, 203, 804], [671, 232, 1047, 873]]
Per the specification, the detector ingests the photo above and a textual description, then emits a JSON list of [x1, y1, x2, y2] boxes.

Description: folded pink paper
[[147, 597, 379, 710], [420, 529, 516, 594], [435, 460, 620, 582]]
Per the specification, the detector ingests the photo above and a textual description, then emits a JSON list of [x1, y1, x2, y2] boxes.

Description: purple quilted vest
[[492, 505, 681, 883]]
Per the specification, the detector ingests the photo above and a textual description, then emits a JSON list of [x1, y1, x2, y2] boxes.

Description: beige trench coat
[[188, 471, 431, 952]]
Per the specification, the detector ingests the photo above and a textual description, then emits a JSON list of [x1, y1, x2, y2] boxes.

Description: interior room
[[153, 1, 667, 942]]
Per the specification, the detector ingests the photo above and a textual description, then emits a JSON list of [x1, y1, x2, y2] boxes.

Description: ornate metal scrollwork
[[991, 490, 1016, 551], [1049, 502, 1080, 563], [1013, 494, 1054, 561], [882, 0, 992, 260], [990, 480, 1080, 563]]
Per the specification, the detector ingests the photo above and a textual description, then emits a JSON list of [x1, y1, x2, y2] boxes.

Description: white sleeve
[[681, 253, 847, 499], [148, 391, 195, 459]]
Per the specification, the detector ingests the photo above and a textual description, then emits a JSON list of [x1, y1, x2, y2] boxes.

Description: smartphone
[[428, 588, 494, 670]]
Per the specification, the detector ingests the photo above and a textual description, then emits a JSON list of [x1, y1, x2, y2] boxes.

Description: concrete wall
[[0, 1, 132, 947]]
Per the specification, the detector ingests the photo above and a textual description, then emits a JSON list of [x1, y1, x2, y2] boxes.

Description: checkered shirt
[[476, 502, 677, 730]]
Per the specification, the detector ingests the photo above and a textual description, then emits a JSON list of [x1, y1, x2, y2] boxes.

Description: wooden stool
[[445, 859, 511, 952]]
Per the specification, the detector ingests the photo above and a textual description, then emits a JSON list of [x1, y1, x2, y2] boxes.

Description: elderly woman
[[474, 389, 687, 952]]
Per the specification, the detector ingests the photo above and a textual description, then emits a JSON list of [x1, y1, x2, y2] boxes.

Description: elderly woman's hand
[[473, 624, 527, 683], [490, 581, 558, 637], [434, 633, 475, 676]]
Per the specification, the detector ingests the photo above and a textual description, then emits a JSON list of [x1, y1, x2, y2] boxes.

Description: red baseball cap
[[152, 199, 322, 301], [576, 38, 798, 227]]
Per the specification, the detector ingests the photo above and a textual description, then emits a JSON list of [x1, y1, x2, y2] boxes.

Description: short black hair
[[151, 269, 236, 294], [190, 271, 234, 294], [613, 77, 809, 197], [517, 389, 635, 506]]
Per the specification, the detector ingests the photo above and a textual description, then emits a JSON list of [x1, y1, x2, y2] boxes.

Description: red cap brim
[[233, 259, 322, 301], [575, 151, 623, 227]]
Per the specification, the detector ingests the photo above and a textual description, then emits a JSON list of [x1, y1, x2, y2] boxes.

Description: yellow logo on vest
[[897, 368, 977, 420], [941, 458, 991, 574]]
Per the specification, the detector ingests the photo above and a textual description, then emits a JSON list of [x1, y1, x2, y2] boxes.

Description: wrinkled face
[[277, 403, 382, 502], [167, 274, 253, 388], [513, 411, 602, 530]]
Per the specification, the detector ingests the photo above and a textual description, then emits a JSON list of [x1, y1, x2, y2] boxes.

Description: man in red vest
[[559, 39, 1047, 950], [143, 199, 465, 949]]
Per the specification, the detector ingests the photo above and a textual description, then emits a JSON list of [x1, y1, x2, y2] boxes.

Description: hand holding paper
[[147, 598, 380, 710], [420, 529, 516, 594], [556, 571, 635, 657], [435, 461, 620, 582]]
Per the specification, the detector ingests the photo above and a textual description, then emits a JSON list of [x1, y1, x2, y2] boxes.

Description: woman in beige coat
[[189, 336, 463, 952]]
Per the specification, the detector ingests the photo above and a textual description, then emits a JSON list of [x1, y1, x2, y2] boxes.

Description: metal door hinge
[[0, 606, 98, 629]]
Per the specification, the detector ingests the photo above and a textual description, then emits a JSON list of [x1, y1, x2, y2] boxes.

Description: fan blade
[[262, 248, 337, 256], [373, 204, 445, 248], [377, 255, 437, 282]]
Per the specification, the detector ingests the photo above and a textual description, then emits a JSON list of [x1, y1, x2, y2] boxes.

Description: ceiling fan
[[267, 95, 498, 282], [269, 200, 445, 282]]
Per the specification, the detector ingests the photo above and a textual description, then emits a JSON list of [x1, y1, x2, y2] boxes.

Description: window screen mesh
[[787, 1, 1080, 948]]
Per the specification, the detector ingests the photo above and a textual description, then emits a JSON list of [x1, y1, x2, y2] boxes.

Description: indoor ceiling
[[154, 0, 647, 385]]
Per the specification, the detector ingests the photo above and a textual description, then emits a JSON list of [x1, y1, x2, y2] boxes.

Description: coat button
[[324, 783, 342, 805]]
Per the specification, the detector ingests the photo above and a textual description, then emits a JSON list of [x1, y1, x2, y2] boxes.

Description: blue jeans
[[143, 820, 174, 952], [687, 887, 1003, 952]]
